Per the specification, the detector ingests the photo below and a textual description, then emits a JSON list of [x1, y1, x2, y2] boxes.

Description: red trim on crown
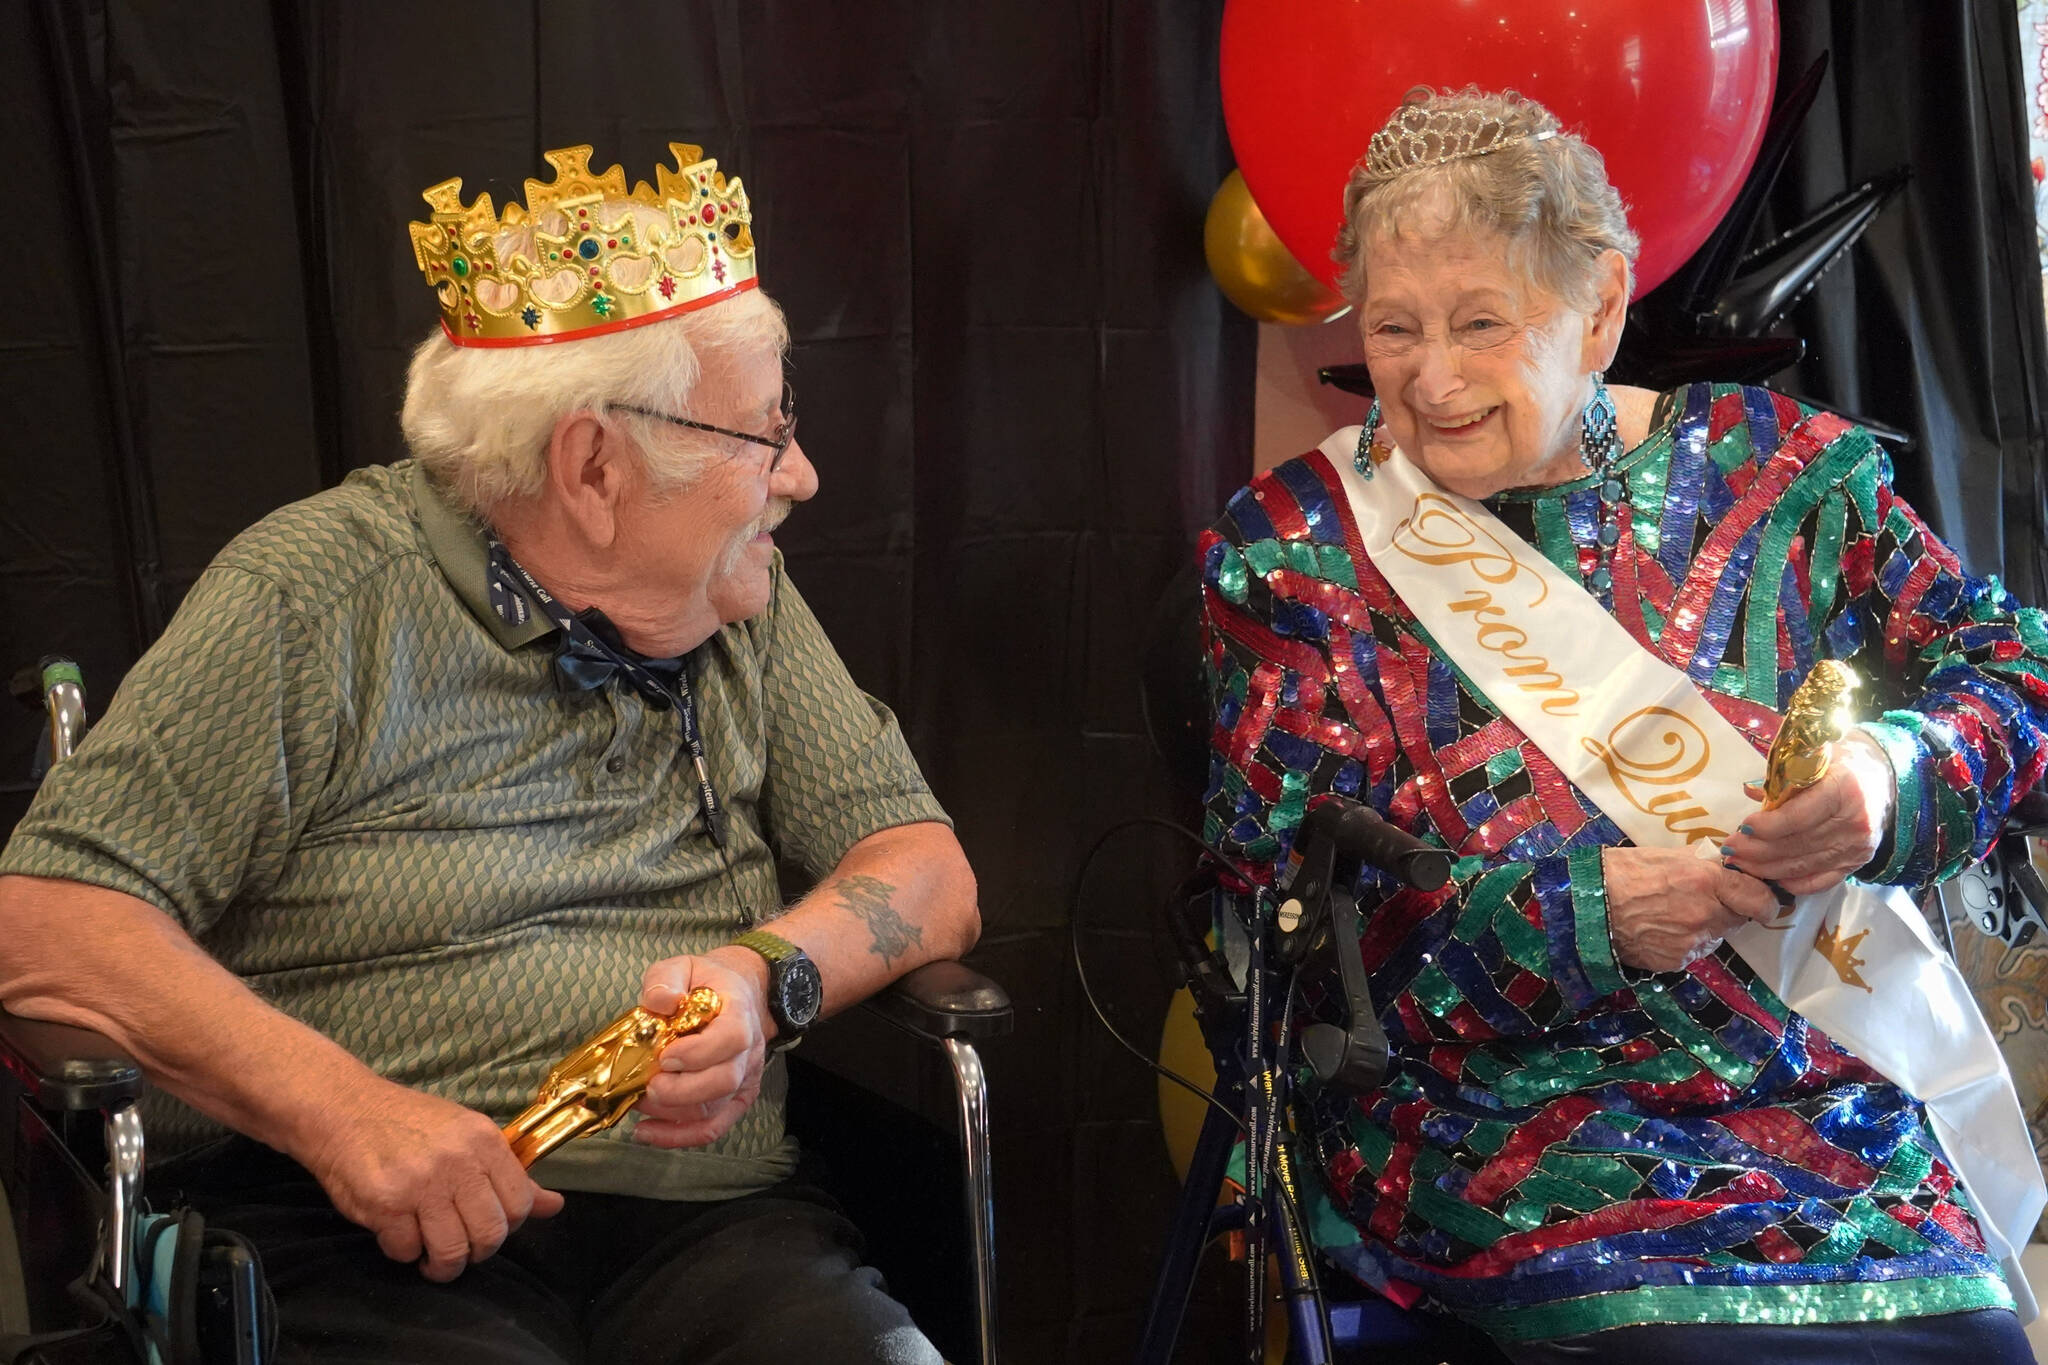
[[437, 277, 760, 348]]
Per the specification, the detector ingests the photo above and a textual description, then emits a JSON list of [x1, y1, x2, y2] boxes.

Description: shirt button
[[606, 755, 626, 773]]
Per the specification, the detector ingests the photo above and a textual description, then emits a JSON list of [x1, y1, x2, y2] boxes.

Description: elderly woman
[[1200, 88, 2048, 1363]]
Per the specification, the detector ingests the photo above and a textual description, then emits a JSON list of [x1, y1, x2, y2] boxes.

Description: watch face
[[777, 957, 823, 1030]]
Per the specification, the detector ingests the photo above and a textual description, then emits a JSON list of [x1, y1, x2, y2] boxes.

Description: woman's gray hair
[[1332, 87, 1639, 309], [400, 275, 788, 522]]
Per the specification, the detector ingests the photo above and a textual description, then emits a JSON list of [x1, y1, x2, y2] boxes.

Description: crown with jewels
[[408, 143, 757, 348], [1361, 104, 1558, 183]]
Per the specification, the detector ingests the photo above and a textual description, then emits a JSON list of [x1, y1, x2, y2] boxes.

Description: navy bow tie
[[553, 629, 685, 701]]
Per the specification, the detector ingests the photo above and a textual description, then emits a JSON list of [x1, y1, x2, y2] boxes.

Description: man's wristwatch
[[731, 929, 822, 1050]]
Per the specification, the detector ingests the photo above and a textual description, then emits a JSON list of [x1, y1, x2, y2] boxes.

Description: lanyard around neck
[[495, 547, 730, 850]]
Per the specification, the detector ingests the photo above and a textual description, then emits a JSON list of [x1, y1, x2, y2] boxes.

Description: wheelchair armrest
[[861, 961, 1013, 1044], [0, 1003, 145, 1111]]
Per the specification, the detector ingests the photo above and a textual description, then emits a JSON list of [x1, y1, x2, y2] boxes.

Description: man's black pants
[[156, 1141, 943, 1365]]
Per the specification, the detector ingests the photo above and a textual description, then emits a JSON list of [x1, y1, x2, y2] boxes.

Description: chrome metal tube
[[944, 1037, 997, 1365]]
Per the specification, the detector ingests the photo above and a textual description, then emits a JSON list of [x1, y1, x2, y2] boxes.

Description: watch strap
[[733, 929, 800, 965]]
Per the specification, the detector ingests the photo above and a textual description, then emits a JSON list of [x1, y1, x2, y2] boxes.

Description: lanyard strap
[[492, 543, 729, 850]]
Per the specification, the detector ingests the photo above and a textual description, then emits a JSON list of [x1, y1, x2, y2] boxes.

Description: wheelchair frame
[[2, 657, 1013, 1365]]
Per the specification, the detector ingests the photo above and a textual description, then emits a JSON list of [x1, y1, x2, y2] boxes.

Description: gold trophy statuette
[[501, 987, 722, 1168], [1761, 660, 1860, 809]]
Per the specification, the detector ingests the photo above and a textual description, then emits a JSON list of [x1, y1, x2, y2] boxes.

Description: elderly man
[[0, 144, 977, 1363]]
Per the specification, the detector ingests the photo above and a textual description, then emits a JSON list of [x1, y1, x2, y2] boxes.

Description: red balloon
[[1220, 0, 1778, 299]]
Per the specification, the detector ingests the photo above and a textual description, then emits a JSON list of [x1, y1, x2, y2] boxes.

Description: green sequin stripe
[[1533, 498, 1579, 576], [1634, 981, 1765, 1085], [1464, 1274, 2013, 1344], [1745, 427, 1876, 703], [1455, 863, 1533, 945], [1803, 1195, 1932, 1265], [1242, 539, 1287, 577], [1492, 1049, 1698, 1106], [1409, 1148, 1515, 1246], [1807, 489, 1850, 634], [1216, 544, 1249, 603], [1567, 847, 1626, 996], [1859, 719, 1926, 885], [1628, 427, 1677, 562], [1871, 1140, 1935, 1197]]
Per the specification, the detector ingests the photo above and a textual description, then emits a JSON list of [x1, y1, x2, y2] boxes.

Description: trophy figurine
[[501, 986, 723, 1168], [1762, 660, 1860, 809]]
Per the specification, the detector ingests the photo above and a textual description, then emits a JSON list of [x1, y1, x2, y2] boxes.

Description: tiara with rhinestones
[[408, 143, 757, 348], [1361, 104, 1558, 183]]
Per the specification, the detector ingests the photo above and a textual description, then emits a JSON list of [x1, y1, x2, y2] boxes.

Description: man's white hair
[[400, 283, 789, 521]]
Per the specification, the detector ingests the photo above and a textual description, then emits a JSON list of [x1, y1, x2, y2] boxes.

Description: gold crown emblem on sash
[[408, 143, 758, 347]]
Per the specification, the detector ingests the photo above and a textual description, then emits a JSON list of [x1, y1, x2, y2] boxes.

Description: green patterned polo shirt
[[1, 460, 949, 1201]]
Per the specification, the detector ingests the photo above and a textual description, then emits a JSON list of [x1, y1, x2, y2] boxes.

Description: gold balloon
[[1204, 170, 1348, 325]]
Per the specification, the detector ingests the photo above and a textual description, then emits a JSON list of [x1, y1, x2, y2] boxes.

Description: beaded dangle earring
[[1581, 375, 1626, 596], [1354, 397, 1383, 479]]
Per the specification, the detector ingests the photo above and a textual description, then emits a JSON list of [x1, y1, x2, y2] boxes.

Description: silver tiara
[[1362, 105, 1559, 182]]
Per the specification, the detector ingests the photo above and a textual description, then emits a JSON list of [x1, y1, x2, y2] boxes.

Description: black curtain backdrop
[[1773, 0, 2048, 599], [1, 1, 1250, 1358], [7, 2, 2048, 1361]]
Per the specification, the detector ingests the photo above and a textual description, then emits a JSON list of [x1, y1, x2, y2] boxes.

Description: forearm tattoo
[[835, 873, 922, 966]]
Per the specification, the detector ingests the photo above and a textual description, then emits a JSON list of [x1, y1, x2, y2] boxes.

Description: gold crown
[[1362, 105, 1557, 183], [408, 143, 758, 348]]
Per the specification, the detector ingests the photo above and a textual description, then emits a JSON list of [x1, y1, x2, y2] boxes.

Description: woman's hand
[[1723, 732, 1895, 896], [1603, 846, 1780, 972]]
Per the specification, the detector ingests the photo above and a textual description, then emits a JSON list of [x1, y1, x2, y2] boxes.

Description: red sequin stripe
[[1271, 704, 1367, 759], [1622, 1070, 1736, 1108], [1694, 1169, 1788, 1206], [1392, 990, 1438, 1044], [1251, 475, 1311, 540], [1434, 1198, 1728, 1277], [1929, 1199, 1989, 1253], [1754, 1224, 1804, 1263], [1274, 569, 1374, 631], [1203, 590, 1330, 686], [1226, 663, 1284, 769], [1358, 882, 1459, 975], [1634, 541, 1680, 623], [1326, 1146, 1367, 1205], [1662, 411, 1854, 663], [1374, 636, 1470, 845], [1611, 503, 1653, 646], [1771, 390, 1806, 433], [1443, 1001, 1502, 1040], [1878, 485, 1964, 577], [1685, 955, 1786, 1038], [1700, 689, 1780, 755], [1710, 1107, 1878, 1191], [1501, 968, 1549, 1009], [1518, 744, 1592, 839], [1435, 717, 1527, 779], [1464, 1095, 1603, 1203], [1883, 556, 1943, 670], [1708, 391, 1748, 443], [1239, 759, 1284, 805], [1369, 1098, 1437, 1240], [1467, 794, 1546, 857], [1324, 622, 1401, 782]]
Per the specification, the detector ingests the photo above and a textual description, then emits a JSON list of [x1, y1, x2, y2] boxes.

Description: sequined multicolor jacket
[[1198, 384, 2048, 1342]]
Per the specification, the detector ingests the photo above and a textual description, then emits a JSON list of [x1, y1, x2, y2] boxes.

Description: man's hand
[[299, 1077, 562, 1281], [1603, 846, 1780, 972], [632, 949, 771, 1149], [1724, 732, 1895, 896]]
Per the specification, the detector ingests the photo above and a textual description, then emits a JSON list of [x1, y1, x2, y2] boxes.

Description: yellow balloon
[[1204, 169, 1349, 325]]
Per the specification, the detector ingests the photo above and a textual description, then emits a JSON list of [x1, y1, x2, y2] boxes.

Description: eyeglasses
[[614, 380, 798, 474]]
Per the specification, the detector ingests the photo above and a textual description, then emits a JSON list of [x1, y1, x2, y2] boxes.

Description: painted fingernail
[[1719, 844, 1736, 859], [1738, 824, 1755, 836]]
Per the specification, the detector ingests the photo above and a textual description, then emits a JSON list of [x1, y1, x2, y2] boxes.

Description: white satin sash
[[1321, 428, 2045, 1314]]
